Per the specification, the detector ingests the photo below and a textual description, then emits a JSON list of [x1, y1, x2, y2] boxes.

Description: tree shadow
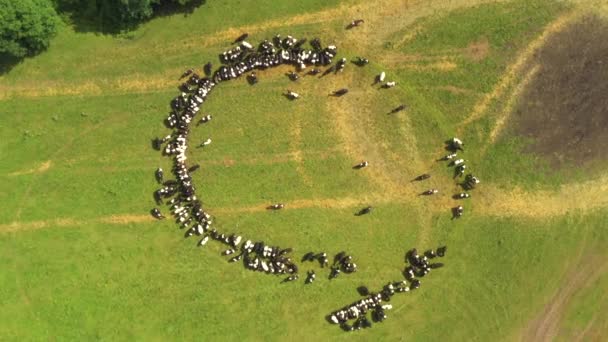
[[56, 0, 207, 35], [0, 53, 22, 75]]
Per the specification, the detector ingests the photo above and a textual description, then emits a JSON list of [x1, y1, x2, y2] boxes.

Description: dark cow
[[389, 104, 407, 114], [356, 206, 373, 216], [412, 173, 430, 181], [155, 168, 163, 183], [346, 19, 365, 29], [267, 203, 285, 210], [151, 208, 165, 220], [331, 88, 349, 96], [233, 33, 249, 44]]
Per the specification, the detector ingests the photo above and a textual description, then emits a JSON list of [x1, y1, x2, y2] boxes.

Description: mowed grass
[[1, 0, 606, 340]]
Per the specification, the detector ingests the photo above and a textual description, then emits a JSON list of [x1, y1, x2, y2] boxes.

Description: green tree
[[0, 0, 59, 58]]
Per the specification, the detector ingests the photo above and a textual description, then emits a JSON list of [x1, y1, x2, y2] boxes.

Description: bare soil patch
[[465, 37, 490, 61], [512, 15, 608, 168]]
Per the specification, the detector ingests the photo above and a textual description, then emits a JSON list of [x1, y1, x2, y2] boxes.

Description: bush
[[0, 0, 59, 57]]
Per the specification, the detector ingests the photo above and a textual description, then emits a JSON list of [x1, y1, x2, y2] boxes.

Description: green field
[[1, 0, 607, 340]]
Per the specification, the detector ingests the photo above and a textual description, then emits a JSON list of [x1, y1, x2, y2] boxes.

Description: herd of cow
[[413, 137, 482, 219], [150, 27, 453, 333], [328, 246, 447, 331]]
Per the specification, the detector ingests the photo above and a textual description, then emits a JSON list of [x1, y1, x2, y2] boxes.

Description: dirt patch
[[512, 14, 608, 168], [8, 161, 52, 176], [464, 37, 490, 61], [98, 215, 153, 224]]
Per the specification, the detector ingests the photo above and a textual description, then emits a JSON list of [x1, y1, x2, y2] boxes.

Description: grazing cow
[[180, 69, 193, 79], [455, 164, 466, 177], [233, 33, 249, 44], [334, 251, 346, 265], [240, 41, 253, 50], [285, 90, 300, 100], [376, 71, 386, 84], [436, 246, 447, 257], [336, 58, 347, 72], [151, 208, 165, 220], [317, 252, 329, 267], [302, 251, 315, 262], [454, 193, 470, 199], [331, 88, 349, 96], [198, 236, 209, 246], [447, 137, 464, 151], [440, 152, 457, 161], [329, 266, 341, 279], [429, 262, 444, 269], [390, 104, 406, 114], [353, 161, 369, 169], [229, 254, 243, 263], [247, 72, 258, 85], [382, 81, 396, 88], [283, 274, 299, 283], [222, 249, 235, 256], [356, 206, 373, 216], [197, 115, 212, 125], [203, 62, 212, 76], [307, 68, 321, 76], [463, 174, 480, 190], [305, 270, 316, 284], [353, 57, 369, 66], [420, 189, 439, 196], [412, 173, 431, 181], [452, 205, 464, 218], [199, 138, 212, 147], [155, 168, 163, 183], [287, 71, 299, 81], [451, 159, 464, 167], [347, 19, 365, 29], [424, 249, 437, 259], [267, 203, 285, 210], [188, 164, 200, 173]]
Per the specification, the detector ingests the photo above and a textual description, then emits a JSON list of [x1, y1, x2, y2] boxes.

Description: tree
[[0, 0, 59, 58]]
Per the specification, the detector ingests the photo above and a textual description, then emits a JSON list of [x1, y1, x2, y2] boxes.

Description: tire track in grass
[[458, 11, 581, 132], [3, 170, 608, 233], [485, 63, 540, 147]]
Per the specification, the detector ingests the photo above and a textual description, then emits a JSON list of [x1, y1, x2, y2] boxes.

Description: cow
[[331, 88, 349, 96], [233, 33, 249, 44], [390, 104, 406, 114], [151, 208, 165, 220], [267, 203, 285, 210], [412, 173, 431, 181], [356, 206, 373, 216], [155, 168, 163, 183], [353, 57, 369, 66], [199, 138, 212, 147], [305, 270, 316, 284], [353, 161, 369, 169], [347, 19, 365, 29], [285, 90, 300, 100], [420, 189, 439, 196]]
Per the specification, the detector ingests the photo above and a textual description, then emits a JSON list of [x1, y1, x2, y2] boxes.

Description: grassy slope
[[1, 0, 605, 340]]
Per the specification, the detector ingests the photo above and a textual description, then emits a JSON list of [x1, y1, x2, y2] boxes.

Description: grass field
[[1, 0, 607, 340]]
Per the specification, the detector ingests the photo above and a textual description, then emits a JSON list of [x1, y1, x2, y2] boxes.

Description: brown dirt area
[[464, 37, 490, 61], [512, 14, 608, 168]]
